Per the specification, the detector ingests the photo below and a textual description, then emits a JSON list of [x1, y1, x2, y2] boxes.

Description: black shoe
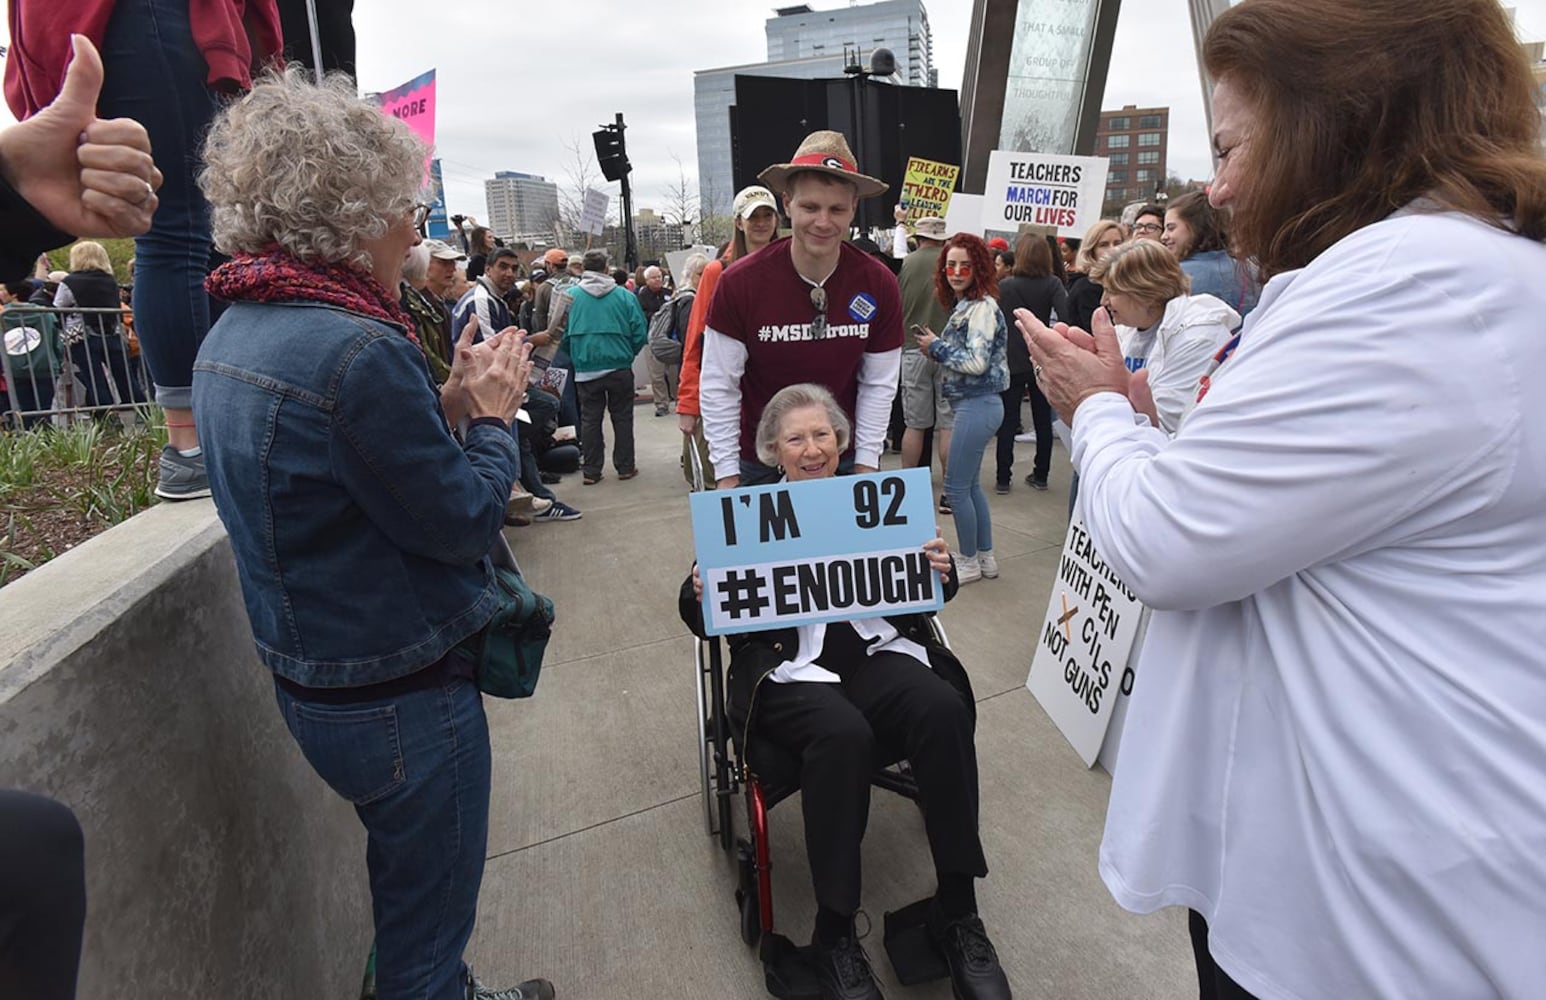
[[811, 935, 884, 1000], [539, 471, 562, 484], [994, 481, 1011, 495], [938, 493, 952, 515], [1025, 473, 1048, 491], [929, 908, 1011, 1000]]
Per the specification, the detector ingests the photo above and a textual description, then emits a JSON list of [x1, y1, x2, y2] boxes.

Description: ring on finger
[[137, 181, 155, 206], [1033, 363, 1045, 380]]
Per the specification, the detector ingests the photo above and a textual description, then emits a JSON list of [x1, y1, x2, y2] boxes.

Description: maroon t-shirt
[[705, 238, 903, 460]]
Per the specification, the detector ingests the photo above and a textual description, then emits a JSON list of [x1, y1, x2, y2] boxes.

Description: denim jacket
[[192, 301, 520, 688], [927, 296, 1009, 400]]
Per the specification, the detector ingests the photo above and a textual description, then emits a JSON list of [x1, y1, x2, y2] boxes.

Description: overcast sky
[[6, 0, 1546, 223]]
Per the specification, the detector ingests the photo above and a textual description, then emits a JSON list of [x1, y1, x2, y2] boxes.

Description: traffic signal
[[593, 124, 630, 182]]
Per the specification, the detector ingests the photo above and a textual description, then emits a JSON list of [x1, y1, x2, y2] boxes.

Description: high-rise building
[[484, 171, 559, 242], [694, 0, 934, 219], [765, 1, 935, 87], [1095, 105, 1170, 209]]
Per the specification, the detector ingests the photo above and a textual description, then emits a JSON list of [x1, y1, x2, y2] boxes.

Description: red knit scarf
[[206, 247, 419, 344]]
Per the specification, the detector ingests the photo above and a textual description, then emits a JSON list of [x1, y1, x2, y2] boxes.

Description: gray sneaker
[[469, 974, 555, 1000], [155, 445, 212, 500]]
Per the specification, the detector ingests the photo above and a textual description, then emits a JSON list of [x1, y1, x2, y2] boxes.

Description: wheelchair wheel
[[736, 885, 760, 946], [695, 640, 715, 837]]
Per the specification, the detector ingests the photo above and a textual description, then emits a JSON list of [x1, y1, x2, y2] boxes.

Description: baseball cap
[[987, 237, 1010, 252], [528, 268, 549, 283], [733, 186, 778, 219], [567, 253, 585, 268], [914, 216, 947, 239], [422, 239, 465, 261], [543, 248, 569, 267]]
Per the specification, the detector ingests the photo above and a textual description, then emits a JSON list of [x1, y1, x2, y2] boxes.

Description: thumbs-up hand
[[0, 35, 164, 238]]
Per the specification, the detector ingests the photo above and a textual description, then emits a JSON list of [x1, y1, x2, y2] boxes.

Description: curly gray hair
[[199, 68, 428, 268], [754, 383, 851, 467]]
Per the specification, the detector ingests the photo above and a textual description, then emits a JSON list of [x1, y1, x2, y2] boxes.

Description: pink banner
[[371, 69, 436, 177]]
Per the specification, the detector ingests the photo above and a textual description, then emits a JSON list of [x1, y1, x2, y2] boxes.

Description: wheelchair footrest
[[760, 932, 822, 999], [882, 896, 951, 986]]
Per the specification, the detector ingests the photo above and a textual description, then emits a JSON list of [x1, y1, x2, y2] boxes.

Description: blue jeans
[[99, 0, 219, 410], [273, 674, 491, 1000], [943, 393, 1002, 557]]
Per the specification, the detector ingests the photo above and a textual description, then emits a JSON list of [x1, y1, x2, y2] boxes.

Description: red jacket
[[5, 0, 282, 119]]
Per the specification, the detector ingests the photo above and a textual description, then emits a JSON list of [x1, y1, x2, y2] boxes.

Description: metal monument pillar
[[961, 0, 1234, 193]]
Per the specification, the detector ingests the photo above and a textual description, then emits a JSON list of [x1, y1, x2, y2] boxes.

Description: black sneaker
[[811, 935, 884, 1000], [994, 481, 1011, 495], [938, 493, 952, 515], [928, 908, 1011, 1000], [533, 500, 582, 522], [539, 471, 563, 485], [1025, 473, 1048, 491]]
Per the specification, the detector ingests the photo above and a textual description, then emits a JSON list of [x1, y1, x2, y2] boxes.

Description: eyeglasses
[[944, 261, 973, 274], [809, 286, 829, 340], [1132, 222, 1162, 235], [412, 203, 432, 229]]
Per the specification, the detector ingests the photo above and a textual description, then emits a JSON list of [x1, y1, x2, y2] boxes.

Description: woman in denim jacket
[[192, 71, 552, 1000], [916, 234, 1009, 585]]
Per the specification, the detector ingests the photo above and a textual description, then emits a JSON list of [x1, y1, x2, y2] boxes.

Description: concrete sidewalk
[[466, 410, 1195, 999]]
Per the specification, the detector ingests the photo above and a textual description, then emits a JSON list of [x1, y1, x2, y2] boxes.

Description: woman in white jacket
[[1087, 239, 1237, 435], [1019, 0, 1546, 998]]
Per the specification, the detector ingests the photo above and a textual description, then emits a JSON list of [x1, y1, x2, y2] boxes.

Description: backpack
[[647, 290, 694, 364]]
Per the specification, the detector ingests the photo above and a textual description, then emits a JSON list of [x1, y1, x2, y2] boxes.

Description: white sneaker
[[1014, 432, 1036, 443], [978, 551, 999, 579], [956, 555, 982, 585]]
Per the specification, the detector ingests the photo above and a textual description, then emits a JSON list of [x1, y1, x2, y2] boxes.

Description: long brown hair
[[1204, 0, 1546, 278], [1012, 233, 1054, 278], [1165, 191, 1227, 258]]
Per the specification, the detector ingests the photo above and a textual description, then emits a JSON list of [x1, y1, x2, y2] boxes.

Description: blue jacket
[[927, 296, 1009, 400], [1181, 249, 1260, 323], [192, 301, 519, 688]]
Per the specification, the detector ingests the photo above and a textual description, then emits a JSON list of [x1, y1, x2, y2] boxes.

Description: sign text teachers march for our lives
[[689, 469, 943, 636], [983, 150, 1109, 239]]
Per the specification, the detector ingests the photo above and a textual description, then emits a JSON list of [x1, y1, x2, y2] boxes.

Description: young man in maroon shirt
[[699, 131, 903, 487]]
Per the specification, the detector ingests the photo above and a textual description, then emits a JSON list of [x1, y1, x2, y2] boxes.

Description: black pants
[[275, 0, 356, 77], [0, 791, 86, 1000], [69, 335, 145, 410], [576, 369, 636, 476], [753, 651, 986, 915], [1189, 910, 1259, 1000], [996, 370, 1052, 484]]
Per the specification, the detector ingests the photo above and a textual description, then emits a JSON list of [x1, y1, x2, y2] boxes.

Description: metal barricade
[[2, 304, 152, 430]]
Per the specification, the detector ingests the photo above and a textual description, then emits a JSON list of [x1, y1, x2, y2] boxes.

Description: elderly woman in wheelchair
[[680, 383, 1012, 1000]]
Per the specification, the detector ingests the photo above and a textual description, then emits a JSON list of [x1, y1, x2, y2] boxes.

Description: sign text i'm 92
[[688, 468, 943, 636]]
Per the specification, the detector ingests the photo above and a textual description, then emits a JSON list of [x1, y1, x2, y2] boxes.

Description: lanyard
[[1195, 331, 1243, 405]]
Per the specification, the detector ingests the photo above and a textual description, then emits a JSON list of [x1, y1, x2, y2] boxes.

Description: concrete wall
[[0, 501, 371, 998]]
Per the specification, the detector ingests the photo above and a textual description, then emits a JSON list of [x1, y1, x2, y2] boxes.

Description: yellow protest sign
[[900, 157, 959, 223]]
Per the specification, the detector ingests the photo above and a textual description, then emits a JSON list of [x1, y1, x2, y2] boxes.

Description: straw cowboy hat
[[758, 130, 888, 200]]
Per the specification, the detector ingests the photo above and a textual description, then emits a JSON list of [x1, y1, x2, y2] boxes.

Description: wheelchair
[[693, 619, 959, 999]]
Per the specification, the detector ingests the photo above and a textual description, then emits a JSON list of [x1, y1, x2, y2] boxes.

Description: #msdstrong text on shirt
[[757, 321, 872, 343]]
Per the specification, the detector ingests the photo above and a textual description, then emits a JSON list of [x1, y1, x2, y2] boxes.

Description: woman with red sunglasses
[[915, 234, 1009, 585]]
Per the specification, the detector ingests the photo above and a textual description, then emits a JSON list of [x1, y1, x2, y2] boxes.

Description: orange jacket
[[674, 258, 725, 417]]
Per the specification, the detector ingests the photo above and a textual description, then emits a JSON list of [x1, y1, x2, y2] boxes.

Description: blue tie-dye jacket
[[927, 296, 1009, 401]]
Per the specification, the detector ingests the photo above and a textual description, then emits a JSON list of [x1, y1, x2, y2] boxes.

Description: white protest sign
[[665, 245, 718, 287], [1027, 514, 1144, 766], [984, 150, 1109, 239], [579, 187, 609, 236], [688, 468, 943, 636], [943, 192, 985, 240]]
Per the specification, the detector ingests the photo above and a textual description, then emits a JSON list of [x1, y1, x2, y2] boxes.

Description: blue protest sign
[[688, 468, 943, 636]]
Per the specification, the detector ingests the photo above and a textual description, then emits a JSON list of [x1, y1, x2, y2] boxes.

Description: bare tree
[[558, 132, 604, 246], [696, 170, 732, 249], [664, 153, 697, 228]]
